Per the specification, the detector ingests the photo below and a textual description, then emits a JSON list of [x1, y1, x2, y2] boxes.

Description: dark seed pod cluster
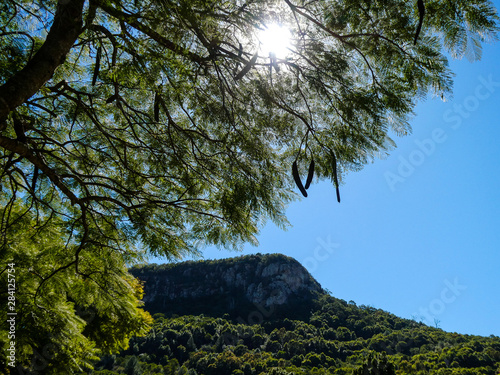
[[292, 154, 339, 202]]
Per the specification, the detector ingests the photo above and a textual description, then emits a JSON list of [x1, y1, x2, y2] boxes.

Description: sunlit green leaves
[[0, 201, 152, 373]]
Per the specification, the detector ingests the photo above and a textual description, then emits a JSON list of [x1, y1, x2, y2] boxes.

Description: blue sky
[[151, 9, 500, 338]]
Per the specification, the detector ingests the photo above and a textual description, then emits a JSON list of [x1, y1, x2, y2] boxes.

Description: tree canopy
[[89, 292, 500, 375], [0, 0, 498, 372]]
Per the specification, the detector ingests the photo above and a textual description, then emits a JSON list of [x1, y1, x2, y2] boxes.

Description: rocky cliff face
[[130, 253, 323, 320]]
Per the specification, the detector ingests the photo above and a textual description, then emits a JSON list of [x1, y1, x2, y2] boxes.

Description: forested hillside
[[86, 254, 500, 375]]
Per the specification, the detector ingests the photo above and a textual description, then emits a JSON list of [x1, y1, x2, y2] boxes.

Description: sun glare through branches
[[258, 23, 293, 59]]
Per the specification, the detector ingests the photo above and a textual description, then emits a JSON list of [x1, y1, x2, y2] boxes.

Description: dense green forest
[[83, 255, 500, 375], [88, 296, 500, 375]]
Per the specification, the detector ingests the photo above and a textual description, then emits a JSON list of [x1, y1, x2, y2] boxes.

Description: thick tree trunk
[[0, 0, 85, 121]]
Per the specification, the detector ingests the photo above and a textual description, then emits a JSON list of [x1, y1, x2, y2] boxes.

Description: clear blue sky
[[151, 9, 500, 338]]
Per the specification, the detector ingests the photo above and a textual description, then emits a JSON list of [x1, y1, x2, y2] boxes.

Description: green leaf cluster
[[0, 201, 153, 373]]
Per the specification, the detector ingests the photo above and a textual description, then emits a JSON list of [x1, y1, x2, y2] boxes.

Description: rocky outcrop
[[130, 253, 323, 319]]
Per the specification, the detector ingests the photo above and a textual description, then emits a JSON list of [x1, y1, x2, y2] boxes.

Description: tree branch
[[0, 135, 80, 205], [0, 0, 86, 120], [94, 0, 208, 64]]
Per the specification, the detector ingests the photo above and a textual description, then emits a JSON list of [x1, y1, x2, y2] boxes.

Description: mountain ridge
[[129, 253, 324, 321], [90, 253, 500, 375]]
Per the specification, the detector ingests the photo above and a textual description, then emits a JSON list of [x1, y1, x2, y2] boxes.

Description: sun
[[258, 23, 292, 59]]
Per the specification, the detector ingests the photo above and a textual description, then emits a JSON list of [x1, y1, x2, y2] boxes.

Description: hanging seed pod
[[234, 50, 259, 81], [414, 0, 425, 45], [292, 160, 308, 197], [154, 92, 160, 122], [31, 166, 39, 191], [304, 159, 315, 190], [106, 94, 117, 103], [331, 152, 341, 203], [92, 46, 101, 86]]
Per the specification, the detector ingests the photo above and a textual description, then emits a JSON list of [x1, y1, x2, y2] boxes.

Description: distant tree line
[[86, 294, 500, 374]]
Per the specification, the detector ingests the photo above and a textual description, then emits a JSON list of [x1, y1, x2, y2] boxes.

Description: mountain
[[90, 253, 500, 375], [129, 253, 322, 321]]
